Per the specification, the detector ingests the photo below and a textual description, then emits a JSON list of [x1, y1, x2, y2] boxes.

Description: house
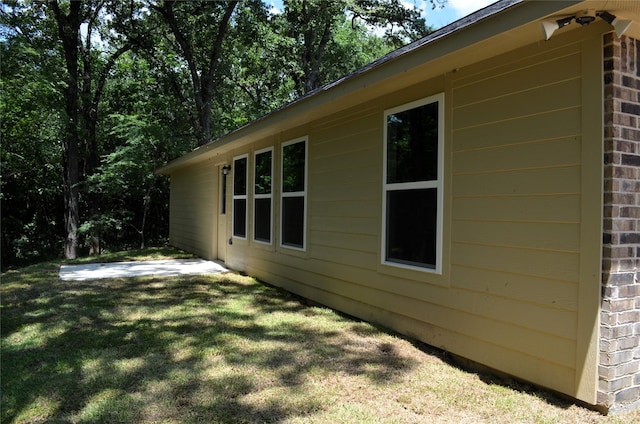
[[157, 0, 640, 413]]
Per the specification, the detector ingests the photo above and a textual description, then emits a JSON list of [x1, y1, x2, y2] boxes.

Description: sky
[[423, 0, 496, 28], [268, 0, 497, 30]]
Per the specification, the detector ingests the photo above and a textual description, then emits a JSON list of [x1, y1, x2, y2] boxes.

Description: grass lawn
[[2, 248, 639, 423]]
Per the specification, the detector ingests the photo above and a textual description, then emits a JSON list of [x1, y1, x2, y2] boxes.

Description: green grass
[[64, 246, 198, 264], [2, 249, 639, 423]]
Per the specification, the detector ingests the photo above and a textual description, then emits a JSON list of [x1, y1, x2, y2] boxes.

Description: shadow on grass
[[1, 266, 419, 423]]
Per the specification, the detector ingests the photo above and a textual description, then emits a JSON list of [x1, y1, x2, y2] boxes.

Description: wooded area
[[1, 0, 441, 269]]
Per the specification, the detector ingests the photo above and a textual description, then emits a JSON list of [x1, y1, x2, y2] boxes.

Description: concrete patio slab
[[59, 259, 228, 281]]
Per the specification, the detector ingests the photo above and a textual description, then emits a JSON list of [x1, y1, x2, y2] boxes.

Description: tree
[[217, 1, 292, 127], [82, 50, 192, 251], [85, 114, 170, 250], [49, 0, 138, 258], [149, 0, 241, 146], [279, 0, 435, 95], [2, 0, 141, 259], [48, 0, 83, 259], [0, 26, 65, 267]]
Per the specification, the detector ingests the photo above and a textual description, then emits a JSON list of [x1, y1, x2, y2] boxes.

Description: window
[[281, 138, 307, 250], [232, 155, 248, 239], [383, 94, 443, 273], [220, 165, 229, 215], [254, 147, 273, 244]]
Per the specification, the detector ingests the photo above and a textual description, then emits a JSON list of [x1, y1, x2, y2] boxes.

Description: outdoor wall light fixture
[[598, 11, 633, 38], [541, 10, 632, 40], [541, 16, 573, 40], [222, 165, 231, 175]]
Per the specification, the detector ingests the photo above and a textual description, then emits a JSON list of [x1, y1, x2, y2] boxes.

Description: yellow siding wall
[[170, 31, 602, 403], [449, 42, 585, 395], [169, 161, 216, 259]]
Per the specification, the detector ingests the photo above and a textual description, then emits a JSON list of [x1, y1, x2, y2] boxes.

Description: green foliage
[[274, 0, 432, 95], [1, 0, 440, 266], [0, 27, 65, 268], [282, 141, 306, 193], [84, 113, 182, 251], [254, 150, 273, 194]]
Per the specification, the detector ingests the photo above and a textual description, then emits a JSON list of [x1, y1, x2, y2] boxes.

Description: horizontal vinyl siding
[[448, 41, 584, 394], [169, 161, 215, 258], [308, 109, 382, 273]]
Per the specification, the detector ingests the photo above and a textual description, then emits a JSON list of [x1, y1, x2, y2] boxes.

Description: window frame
[[232, 153, 249, 240], [382, 93, 444, 274], [280, 137, 308, 251], [253, 147, 274, 245]]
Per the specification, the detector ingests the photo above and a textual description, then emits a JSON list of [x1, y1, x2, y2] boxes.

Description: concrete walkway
[[59, 259, 228, 281]]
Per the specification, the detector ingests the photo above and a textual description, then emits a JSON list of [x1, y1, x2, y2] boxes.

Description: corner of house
[[599, 32, 640, 414]]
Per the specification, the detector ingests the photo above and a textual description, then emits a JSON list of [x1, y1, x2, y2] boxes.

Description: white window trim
[[253, 146, 274, 245], [280, 137, 308, 251], [381, 93, 444, 274], [232, 153, 249, 240]]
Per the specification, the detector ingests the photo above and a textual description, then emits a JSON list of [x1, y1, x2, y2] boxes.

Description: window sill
[[378, 260, 449, 287]]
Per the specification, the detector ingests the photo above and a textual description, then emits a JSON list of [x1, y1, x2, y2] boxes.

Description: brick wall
[[600, 33, 640, 413]]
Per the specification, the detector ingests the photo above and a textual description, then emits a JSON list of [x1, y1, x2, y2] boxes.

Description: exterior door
[[217, 165, 228, 262]]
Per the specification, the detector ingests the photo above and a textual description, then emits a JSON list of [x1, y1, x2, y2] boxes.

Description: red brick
[[618, 284, 640, 298], [602, 312, 618, 326], [615, 337, 640, 351], [602, 298, 636, 312], [617, 310, 640, 324], [621, 154, 640, 166], [612, 192, 637, 205], [615, 359, 640, 377], [605, 273, 637, 286], [600, 365, 617, 381], [613, 219, 636, 232], [614, 112, 636, 127], [620, 233, 640, 244], [615, 139, 638, 152], [606, 375, 633, 390], [615, 386, 640, 403], [610, 246, 635, 259], [621, 207, 640, 218], [602, 285, 618, 298], [605, 205, 621, 218], [621, 179, 640, 192]]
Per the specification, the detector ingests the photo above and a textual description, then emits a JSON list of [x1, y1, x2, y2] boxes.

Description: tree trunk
[[51, 0, 82, 259], [62, 127, 80, 259]]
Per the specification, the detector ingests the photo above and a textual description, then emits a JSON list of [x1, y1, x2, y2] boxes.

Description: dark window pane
[[233, 199, 246, 238], [387, 101, 439, 184], [221, 172, 227, 214], [255, 151, 272, 195], [386, 188, 437, 268], [283, 142, 305, 193], [254, 198, 271, 242], [234, 157, 247, 195], [282, 196, 304, 248]]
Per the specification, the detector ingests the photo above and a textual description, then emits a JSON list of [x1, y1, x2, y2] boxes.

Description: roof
[[158, 0, 590, 174]]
